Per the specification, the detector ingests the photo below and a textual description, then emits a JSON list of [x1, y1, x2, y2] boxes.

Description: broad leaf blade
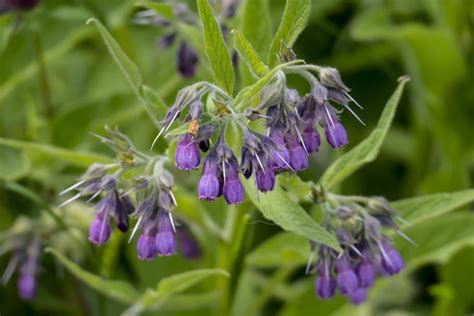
[[239, 0, 272, 83], [0, 145, 30, 180], [319, 77, 409, 189], [268, 0, 311, 66], [232, 30, 269, 78], [393, 189, 474, 226], [126, 269, 229, 313], [46, 247, 140, 304], [197, 0, 235, 94], [246, 232, 308, 268], [243, 179, 341, 252], [87, 18, 142, 93], [397, 213, 474, 269]]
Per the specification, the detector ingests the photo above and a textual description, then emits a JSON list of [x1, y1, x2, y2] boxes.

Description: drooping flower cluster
[[309, 195, 407, 305], [157, 65, 361, 204], [1, 220, 41, 300], [134, 0, 240, 78], [60, 127, 201, 261]]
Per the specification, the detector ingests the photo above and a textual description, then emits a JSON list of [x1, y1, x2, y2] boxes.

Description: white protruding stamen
[[168, 212, 176, 233], [342, 103, 366, 126], [305, 251, 314, 275], [344, 91, 364, 109], [87, 190, 102, 203], [254, 154, 265, 174], [295, 128, 309, 155], [128, 215, 143, 244], [59, 193, 81, 208], [170, 191, 178, 206], [350, 245, 363, 257], [397, 230, 417, 246], [324, 104, 337, 146], [273, 151, 295, 172], [222, 161, 226, 183], [59, 180, 86, 196]]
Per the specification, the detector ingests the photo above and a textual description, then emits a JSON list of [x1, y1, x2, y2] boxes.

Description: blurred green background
[[0, 0, 473, 315]]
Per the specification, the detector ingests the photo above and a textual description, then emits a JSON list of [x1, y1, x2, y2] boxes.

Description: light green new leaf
[[197, 0, 235, 94], [87, 18, 142, 93], [46, 247, 140, 304], [0, 137, 112, 167], [244, 179, 341, 252], [246, 232, 308, 268], [232, 30, 269, 78], [319, 77, 409, 189], [239, 0, 272, 61], [233, 60, 302, 109], [397, 213, 474, 269], [268, 0, 311, 66], [392, 189, 474, 226], [125, 269, 229, 314]]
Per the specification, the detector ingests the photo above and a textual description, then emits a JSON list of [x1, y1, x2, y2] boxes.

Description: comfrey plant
[[307, 193, 410, 304], [52, 0, 423, 312], [134, 0, 240, 78], [60, 127, 201, 260]]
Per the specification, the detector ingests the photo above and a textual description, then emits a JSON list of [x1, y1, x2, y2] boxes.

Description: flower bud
[[198, 155, 221, 200], [286, 135, 308, 171], [223, 161, 244, 205], [335, 256, 359, 295], [158, 32, 176, 49], [89, 214, 112, 246], [255, 167, 275, 193], [137, 223, 157, 260], [301, 126, 320, 154], [379, 242, 404, 275], [319, 67, 349, 92], [356, 258, 375, 288], [177, 226, 201, 259], [175, 134, 201, 170], [18, 273, 37, 300], [177, 41, 198, 78], [156, 211, 176, 256], [325, 121, 348, 149], [315, 272, 336, 300], [348, 288, 367, 305]]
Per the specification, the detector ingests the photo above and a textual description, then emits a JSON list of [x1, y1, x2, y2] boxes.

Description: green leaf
[[397, 213, 474, 269], [86, 18, 142, 93], [126, 269, 230, 313], [45, 247, 140, 304], [233, 60, 302, 109], [140, 84, 169, 116], [246, 232, 308, 268], [0, 145, 30, 180], [0, 137, 112, 167], [268, 0, 311, 66], [232, 30, 269, 78], [318, 76, 410, 189], [137, 2, 175, 21], [243, 178, 342, 252], [197, 0, 235, 95], [239, 0, 272, 62], [392, 189, 474, 226]]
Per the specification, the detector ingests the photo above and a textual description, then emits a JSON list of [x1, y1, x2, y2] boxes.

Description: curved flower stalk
[[134, 0, 240, 78], [307, 193, 410, 305], [59, 126, 201, 261]]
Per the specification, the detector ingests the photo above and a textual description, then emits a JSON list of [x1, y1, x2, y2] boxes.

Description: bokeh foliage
[[0, 0, 473, 315]]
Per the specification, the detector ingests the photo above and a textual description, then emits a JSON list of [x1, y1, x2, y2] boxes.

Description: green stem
[[216, 205, 248, 316], [32, 31, 53, 122], [249, 267, 293, 313]]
